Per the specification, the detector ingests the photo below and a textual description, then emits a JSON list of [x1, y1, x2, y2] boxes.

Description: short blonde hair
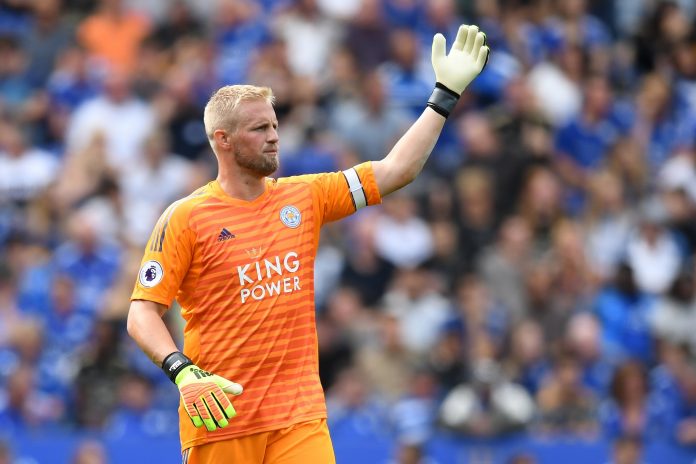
[[203, 85, 274, 141]]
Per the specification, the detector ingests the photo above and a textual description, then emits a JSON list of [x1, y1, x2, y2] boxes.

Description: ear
[[213, 129, 232, 150]]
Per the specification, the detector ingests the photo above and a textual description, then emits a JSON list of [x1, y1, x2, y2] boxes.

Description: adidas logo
[[217, 228, 235, 242]]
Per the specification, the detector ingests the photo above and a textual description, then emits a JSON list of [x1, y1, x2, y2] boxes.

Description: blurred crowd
[[1, 0, 696, 462]]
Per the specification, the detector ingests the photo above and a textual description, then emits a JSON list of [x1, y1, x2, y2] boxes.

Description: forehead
[[236, 98, 277, 125]]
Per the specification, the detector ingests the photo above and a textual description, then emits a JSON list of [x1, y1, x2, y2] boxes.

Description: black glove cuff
[[427, 83, 460, 119], [162, 351, 193, 383]]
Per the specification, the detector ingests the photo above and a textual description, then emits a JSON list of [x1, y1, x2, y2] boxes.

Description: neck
[[217, 164, 267, 201]]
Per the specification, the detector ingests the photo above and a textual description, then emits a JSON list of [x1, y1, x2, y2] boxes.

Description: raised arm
[[372, 24, 489, 196]]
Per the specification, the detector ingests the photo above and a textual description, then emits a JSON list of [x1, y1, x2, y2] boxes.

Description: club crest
[[280, 205, 301, 228]]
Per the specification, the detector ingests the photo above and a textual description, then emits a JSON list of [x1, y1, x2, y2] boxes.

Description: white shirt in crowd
[[626, 229, 681, 294], [373, 214, 434, 268], [0, 148, 59, 202], [66, 95, 156, 170]]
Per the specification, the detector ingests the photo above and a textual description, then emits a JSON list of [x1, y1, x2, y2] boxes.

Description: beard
[[234, 147, 279, 177]]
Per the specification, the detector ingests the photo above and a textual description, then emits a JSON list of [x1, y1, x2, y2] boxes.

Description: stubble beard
[[234, 148, 279, 177]]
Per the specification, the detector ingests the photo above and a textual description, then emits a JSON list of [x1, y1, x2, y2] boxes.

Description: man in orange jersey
[[127, 24, 489, 464]]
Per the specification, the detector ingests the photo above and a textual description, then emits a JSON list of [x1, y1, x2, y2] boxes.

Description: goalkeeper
[[127, 24, 488, 464]]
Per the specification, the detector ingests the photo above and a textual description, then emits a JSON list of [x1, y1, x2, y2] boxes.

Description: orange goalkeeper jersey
[[131, 162, 381, 449]]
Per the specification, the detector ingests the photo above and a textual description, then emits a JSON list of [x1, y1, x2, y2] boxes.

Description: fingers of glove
[[452, 24, 469, 51], [211, 388, 238, 420], [477, 45, 490, 71], [213, 388, 242, 420], [202, 416, 217, 432], [464, 25, 479, 54], [431, 33, 446, 65], [184, 402, 203, 428], [192, 397, 219, 432], [223, 402, 237, 420], [203, 392, 229, 429], [181, 383, 216, 428], [472, 31, 486, 57]]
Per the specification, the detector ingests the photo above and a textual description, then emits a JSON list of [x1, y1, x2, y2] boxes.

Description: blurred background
[[0, 0, 696, 463]]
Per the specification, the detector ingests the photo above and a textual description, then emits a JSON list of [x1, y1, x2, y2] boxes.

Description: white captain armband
[[342, 168, 368, 211]]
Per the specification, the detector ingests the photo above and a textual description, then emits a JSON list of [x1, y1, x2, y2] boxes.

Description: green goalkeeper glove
[[427, 24, 490, 118], [162, 352, 243, 432]]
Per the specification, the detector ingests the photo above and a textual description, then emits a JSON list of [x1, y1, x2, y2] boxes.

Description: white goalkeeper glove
[[427, 24, 490, 118]]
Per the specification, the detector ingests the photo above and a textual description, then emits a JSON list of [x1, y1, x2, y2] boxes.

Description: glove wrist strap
[[427, 82, 460, 119], [162, 351, 193, 384]]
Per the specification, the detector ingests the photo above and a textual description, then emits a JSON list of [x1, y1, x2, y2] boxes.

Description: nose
[[267, 126, 279, 144]]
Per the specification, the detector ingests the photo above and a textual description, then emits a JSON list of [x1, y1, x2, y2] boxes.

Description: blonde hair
[[203, 85, 274, 141]]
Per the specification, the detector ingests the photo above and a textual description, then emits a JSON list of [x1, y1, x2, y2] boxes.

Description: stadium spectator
[[211, 0, 269, 86], [625, 197, 683, 294], [76, 0, 150, 75], [415, 0, 462, 49], [0, 121, 59, 204], [444, 274, 508, 351], [272, 0, 342, 81], [330, 70, 412, 162], [71, 440, 108, 464], [66, 69, 156, 169], [630, 73, 696, 170], [148, 0, 203, 48], [106, 371, 176, 438], [426, 219, 460, 288], [536, 352, 599, 436], [118, 130, 196, 246], [649, 264, 696, 352], [21, 0, 75, 89], [356, 311, 415, 401], [478, 216, 535, 322], [391, 367, 438, 446], [554, 75, 628, 198], [527, 41, 583, 127], [0, 265, 22, 349], [608, 435, 645, 464], [439, 353, 535, 437], [343, 0, 390, 72], [339, 213, 395, 307], [504, 320, 550, 395], [566, 312, 614, 395], [52, 206, 121, 313], [517, 167, 564, 247], [383, 265, 450, 356], [325, 367, 390, 440], [373, 193, 434, 268], [543, 0, 612, 70], [0, 362, 63, 433], [605, 137, 649, 203], [665, 365, 696, 446], [599, 361, 660, 439], [584, 170, 635, 282], [594, 262, 655, 364], [46, 45, 99, 115], [0, 37, 36, 120], [454, 167, 498, 272], [73, 319, 127, 428], [380, 28, 432, 116]]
